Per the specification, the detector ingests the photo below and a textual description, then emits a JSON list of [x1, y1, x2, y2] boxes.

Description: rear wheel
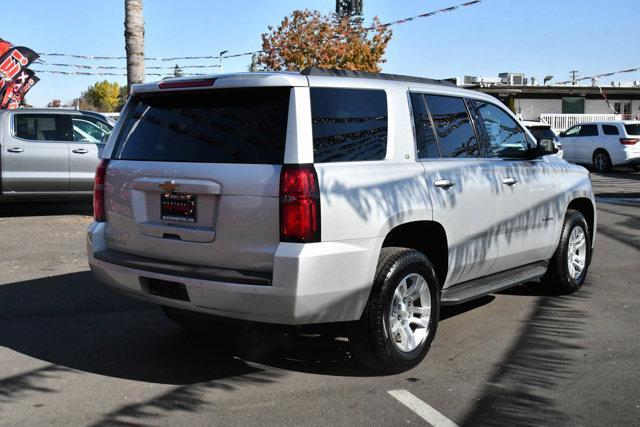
[[592, 150, 612, 173], [542, 209, 591, 294], [349, 247, 440, 374]]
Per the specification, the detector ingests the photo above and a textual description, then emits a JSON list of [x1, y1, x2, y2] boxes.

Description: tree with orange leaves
[[256, 9, 392, 72]]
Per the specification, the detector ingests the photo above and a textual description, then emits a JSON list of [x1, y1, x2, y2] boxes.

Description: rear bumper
[[620, 148, 640, 165], [87, 222, 380, 325]]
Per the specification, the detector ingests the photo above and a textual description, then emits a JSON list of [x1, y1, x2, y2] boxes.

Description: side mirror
[[537, 138, 558, 156]]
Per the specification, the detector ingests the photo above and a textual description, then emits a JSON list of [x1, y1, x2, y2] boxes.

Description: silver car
[[0, 108, 113, 197], [87, 69, 596, 373]]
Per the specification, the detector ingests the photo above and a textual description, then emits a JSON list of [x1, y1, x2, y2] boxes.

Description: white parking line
[[388, 389, 458, 427]]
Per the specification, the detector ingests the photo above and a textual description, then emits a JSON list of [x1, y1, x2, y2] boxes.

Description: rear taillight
[[279, 164, 320, 243], [93, 159, 108, 222], [620, 138, 639, 145]]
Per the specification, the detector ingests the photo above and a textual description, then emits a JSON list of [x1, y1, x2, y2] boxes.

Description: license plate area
[[140, 277, 190, 302], [161, 193, 197, 223]]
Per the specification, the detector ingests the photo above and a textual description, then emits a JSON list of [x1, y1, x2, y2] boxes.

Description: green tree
[[80, 81, 124, 112], [256, 9, 392, 72]]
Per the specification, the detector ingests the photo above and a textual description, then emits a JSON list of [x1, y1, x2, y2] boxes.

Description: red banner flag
[[1, 68, 39, 109], [0, 39, 11, 57], [0, 46, 39, 101]]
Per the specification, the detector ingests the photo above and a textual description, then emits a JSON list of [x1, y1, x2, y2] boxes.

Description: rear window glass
[[310, 88, 387, 163], [602, 124, 619, 136], [624, 124, 640, 135], [112, 88, 290, 164]]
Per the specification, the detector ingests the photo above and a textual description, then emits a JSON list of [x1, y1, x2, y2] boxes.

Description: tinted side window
[[578, 125, 598, 137], [15, 114, 68, 141], [424, 95, 478, 158], [475, 101, 530, 158], [602, 124, 619, 136], [311, 88, 387, 162], [409, 93, 439, 159]]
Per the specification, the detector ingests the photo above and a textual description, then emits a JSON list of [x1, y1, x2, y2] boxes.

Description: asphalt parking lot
[[1, 170, 639, 426]]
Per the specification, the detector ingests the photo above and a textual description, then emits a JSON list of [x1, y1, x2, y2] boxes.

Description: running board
[[441, 261, 548, 306]]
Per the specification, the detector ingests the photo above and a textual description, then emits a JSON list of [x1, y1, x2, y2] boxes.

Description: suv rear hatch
[[102, 86, 291, 277]]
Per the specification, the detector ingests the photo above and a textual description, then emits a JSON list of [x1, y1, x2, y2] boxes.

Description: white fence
[[539, 114, 622, 133]]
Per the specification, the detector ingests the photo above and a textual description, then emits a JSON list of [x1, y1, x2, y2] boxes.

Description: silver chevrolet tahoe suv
[[87, 68, 596, 373]]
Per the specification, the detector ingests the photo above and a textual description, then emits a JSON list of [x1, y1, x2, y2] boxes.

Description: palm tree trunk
[[124, 0, 144, 94]]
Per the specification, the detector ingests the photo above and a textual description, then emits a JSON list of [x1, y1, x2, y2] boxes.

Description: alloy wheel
[[567, 226, 587, 280], [388, 273, 432, 352]]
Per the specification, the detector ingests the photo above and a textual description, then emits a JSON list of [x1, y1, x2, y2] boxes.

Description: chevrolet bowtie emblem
[[159, 180, 180, 193]]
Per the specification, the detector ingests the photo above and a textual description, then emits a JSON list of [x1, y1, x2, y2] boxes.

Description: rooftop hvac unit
[[499, 72, 525, 86], [464, 75, 477, 85], [464, 76, 503, 86]]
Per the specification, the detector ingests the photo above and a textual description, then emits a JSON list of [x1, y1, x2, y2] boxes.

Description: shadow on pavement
[[0, 365, 75, 405], [0, 272, 280, 393], [0, 269, 510, 386], [461, 284, 591, 426], [0, 200, 92, 217]]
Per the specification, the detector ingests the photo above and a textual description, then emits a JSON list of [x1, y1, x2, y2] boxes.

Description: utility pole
[[570, 70, 579, 86], [219, 50, 228, 74], [124, 0, 145, 94]]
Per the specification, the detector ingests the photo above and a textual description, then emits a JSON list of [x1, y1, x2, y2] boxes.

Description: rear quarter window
[[310, 88, 387, 163], [112, 87, 290, 164], [624, 124, 640, 136]]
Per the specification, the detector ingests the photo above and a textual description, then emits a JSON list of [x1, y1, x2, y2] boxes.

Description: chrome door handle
[[502, 177, 518, 186], [7, 147, 23, 153], [434, 179, 456, 189], [72, 148, 89, 154]]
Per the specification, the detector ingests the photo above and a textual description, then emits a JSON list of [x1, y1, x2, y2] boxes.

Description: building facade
[[472, 85, 640, 122]]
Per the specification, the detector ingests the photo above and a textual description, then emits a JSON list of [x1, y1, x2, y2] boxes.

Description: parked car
[[522, 120, 563, 159], [0, 108, 113, 197], [87, 69, 596, 373], [558, 121, 640, 172]]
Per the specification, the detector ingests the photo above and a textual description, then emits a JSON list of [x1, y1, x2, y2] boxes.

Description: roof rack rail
[[300, 67, 455, 87]]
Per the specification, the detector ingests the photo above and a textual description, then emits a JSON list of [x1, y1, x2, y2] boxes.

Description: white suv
[[87, 68, 596, 373], [559, 121, 640, 172]]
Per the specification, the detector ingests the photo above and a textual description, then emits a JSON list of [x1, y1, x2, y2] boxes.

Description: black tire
[[592, 150, 612, 173], [349, 247, 440, 374], [542, 209, 591, 294]]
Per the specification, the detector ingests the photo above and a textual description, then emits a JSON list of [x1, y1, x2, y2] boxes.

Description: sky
[[3, 0, 640, 107]]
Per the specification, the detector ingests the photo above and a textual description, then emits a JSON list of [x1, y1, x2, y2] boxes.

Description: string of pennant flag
[[33, 0, 483, 75], [30, 69, 208, 77], [555, 66, 640, 85], [36, 61, 221, 70]]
